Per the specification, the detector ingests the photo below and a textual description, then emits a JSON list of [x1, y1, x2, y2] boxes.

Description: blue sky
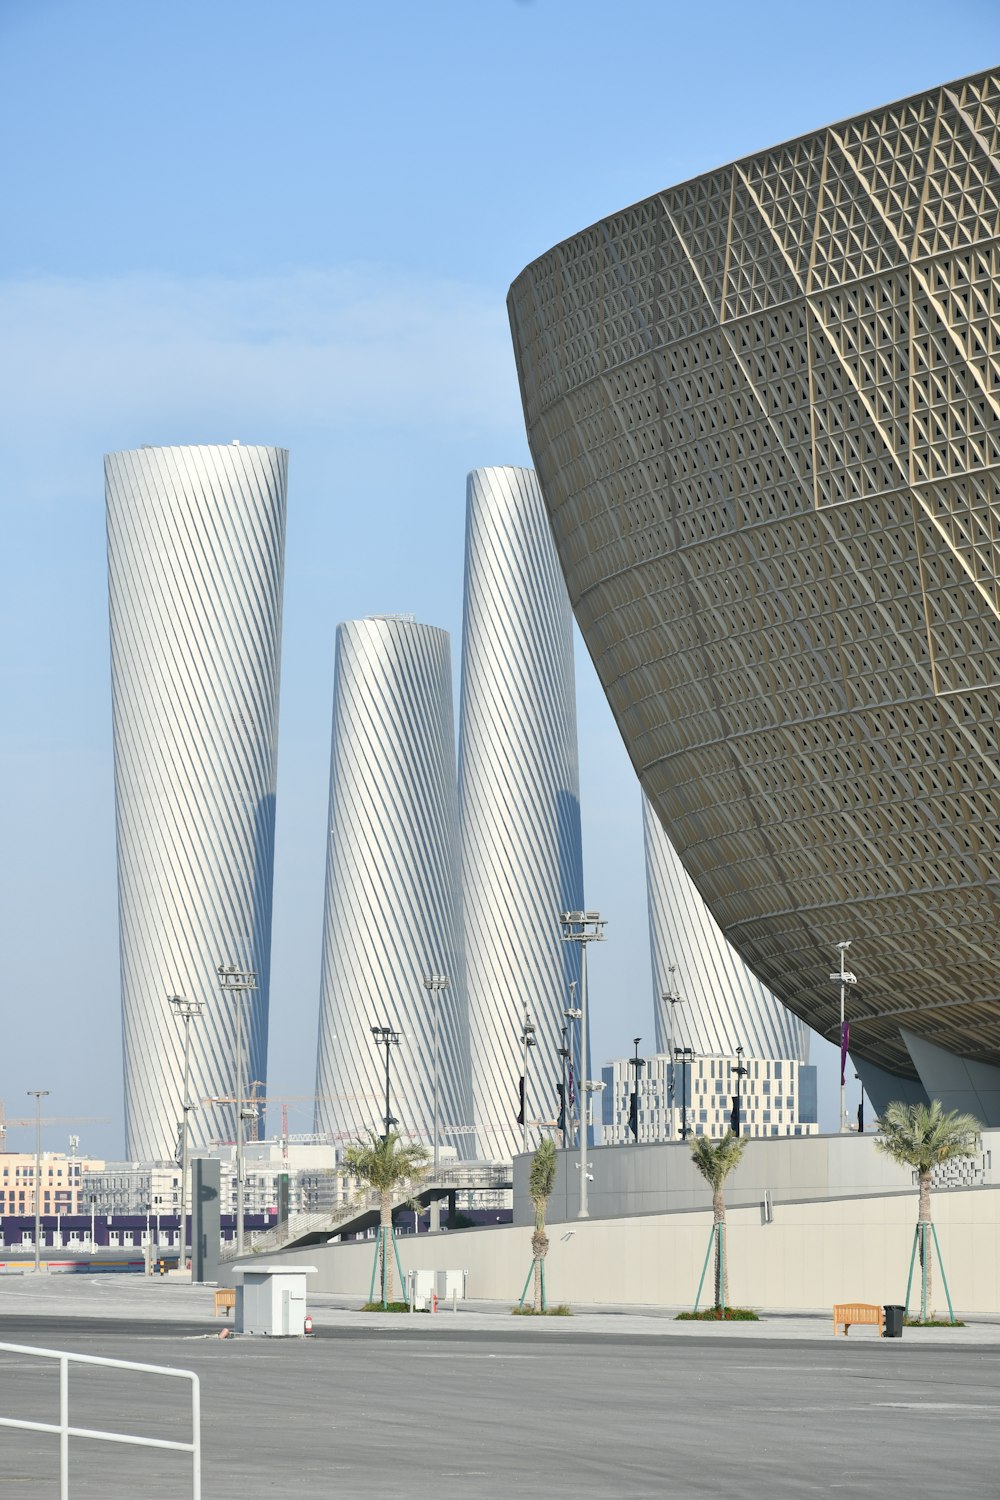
[[2, 0, 997, 1157]]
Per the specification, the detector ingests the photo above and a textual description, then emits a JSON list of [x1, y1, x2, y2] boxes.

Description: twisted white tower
[[643, 794, 808, 1061], [314, 617, 471, 1152], [106, 443, 287, 1162], [458, 467, 585, 1162]]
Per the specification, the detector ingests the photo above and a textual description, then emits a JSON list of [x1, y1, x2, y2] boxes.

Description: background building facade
[[106, 443, 287, 1161], [509, 70, 1000, 1119], [601, 1052, 818, 1144], [313, 616, 472, 1154], [458, 467, 585, 1161], [644, 794, 808, 1060]]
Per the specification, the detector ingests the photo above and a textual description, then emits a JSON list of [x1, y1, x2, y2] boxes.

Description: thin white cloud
[[0, 265, 521, 472]]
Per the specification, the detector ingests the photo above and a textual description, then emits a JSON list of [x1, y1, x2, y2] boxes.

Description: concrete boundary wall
[[511, 1131, 1000, 1226], [259, 1185, 1000, 1314]]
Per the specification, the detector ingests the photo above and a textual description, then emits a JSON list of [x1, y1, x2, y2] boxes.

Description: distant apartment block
[[0, 1153, 105, 1216], [601, 1054, 818, 1144]]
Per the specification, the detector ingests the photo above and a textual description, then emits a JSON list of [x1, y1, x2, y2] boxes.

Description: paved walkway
[[2, 1271, 998, 1344]]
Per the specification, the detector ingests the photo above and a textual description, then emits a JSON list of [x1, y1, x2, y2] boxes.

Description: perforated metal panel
[[509, 70, 1000, 1083], [643, 794, 807, 1061]]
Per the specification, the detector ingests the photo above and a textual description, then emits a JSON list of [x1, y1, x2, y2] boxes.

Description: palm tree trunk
[[713, 1189, 726, 1310], [532, 1223, 548, 1313], [918, 1169, 932, 1319], [381, 1192, 393, 1305]]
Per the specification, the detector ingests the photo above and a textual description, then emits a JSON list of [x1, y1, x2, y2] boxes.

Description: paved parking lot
[[1, 1277, 998, 1497]]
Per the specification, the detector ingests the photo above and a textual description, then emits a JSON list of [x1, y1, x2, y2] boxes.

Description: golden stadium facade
[[508, 69, 1000, 1121]]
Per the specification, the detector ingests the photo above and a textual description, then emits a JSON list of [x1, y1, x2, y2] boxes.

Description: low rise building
[[0, 1152, 105, 1216], [601, 1053, 818, 1144]]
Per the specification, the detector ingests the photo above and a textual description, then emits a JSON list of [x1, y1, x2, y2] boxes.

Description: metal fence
[[0, 1340, 200, 1498]]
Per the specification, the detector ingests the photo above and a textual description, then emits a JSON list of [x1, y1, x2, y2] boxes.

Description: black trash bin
[[884, 1304, 905, 1338]]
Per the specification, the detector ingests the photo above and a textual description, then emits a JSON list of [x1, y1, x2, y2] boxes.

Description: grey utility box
[[236, 1265, 317, 1337]]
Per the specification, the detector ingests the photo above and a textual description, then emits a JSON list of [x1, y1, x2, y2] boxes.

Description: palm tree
[[528, 1139, 558, 1312], [874, 1099, 981, 1319], [342, 1130, 429, 1305], [690, 1131, 746, 1311]]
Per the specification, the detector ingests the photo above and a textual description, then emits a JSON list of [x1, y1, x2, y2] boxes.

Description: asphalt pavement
[[1, 1275, 998, 1497]]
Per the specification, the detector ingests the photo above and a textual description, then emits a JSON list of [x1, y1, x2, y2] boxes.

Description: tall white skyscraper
[[106, 443, 287, 1162], [314, 616, 471, 1153], [643, 795, 808, 1061], [458, 467, 585, 1162]]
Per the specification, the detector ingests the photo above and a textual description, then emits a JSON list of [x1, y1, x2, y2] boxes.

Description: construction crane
[[0, 1101, 110, 1152]]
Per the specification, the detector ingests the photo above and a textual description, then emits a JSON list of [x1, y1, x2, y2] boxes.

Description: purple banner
[[840, 1020, 851, 1086]]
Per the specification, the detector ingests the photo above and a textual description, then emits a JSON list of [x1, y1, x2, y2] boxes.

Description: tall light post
[[217, 964, 257, 1258], [673, 1047, 694, 1140], [830, 941, 857, 1134], [422, 975, 448, 1176], [560, 911, 606, 1219], [168, 992, 204, 1261], [563, 985, 582, 1149], [732, 1045, 748, 1137], [27, 1090, 49, 1273], [370, 1025, 402, 1139], [660, 966, 685, 1053], [518, 1005, 537, 1154], [628, 1037, 643, 1141]]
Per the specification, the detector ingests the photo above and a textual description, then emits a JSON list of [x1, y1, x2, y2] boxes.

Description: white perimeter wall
[[262, 1185, 1000, 1313]]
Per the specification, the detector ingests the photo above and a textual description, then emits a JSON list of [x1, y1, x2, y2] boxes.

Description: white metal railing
[[0, 1341, 200, 1499]]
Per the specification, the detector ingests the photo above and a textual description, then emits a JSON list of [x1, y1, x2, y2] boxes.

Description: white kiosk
[[236, 1264, 317, 1337]]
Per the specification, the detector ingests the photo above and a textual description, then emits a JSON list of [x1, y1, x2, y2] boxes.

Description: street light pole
[[733, 1045, 748, 1137], [518, 1005, 537, 1154], [563, 985, 582, 1150], [830, 941, 857, 1135], [217, 964, 257, 1258], [673, 1048, 694, 1139], [168, 993, 204, 1263], [422, 976, 448, 1176], [660, 967, 685, 1054], [560, 911, 607, 1219], [370, 1026, 402, 1139], [27, 1090, 49, 1273], [628, 1037, 643, 1141]]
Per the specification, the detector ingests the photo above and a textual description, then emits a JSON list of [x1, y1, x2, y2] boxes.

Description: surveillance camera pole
[[217, 964, 257, 1258], [168, 993, 204, 1260], [371, 1025, 402, 1140], [519, 1004, 537, 1154], [560, 911, 606, 1219]]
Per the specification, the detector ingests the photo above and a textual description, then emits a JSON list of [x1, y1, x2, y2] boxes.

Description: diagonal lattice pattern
[[106, 444, 287, 1162], [643, 793, 807, 1061], [458, 468, 584, 1161], [508, 69, 1000, 1087], [314, 617, 472, 1154]]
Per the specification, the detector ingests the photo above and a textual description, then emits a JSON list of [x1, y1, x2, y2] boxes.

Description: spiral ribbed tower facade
[[643, 795, 808, 1062], [106, 443, 287, 1163], [458, 467, 585, 1163], [314, 617, 471, 1153]]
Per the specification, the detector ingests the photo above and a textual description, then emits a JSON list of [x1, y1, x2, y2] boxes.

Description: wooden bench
[[213, 1288, 236, 1317], [833, 1302, 884, 1337]]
